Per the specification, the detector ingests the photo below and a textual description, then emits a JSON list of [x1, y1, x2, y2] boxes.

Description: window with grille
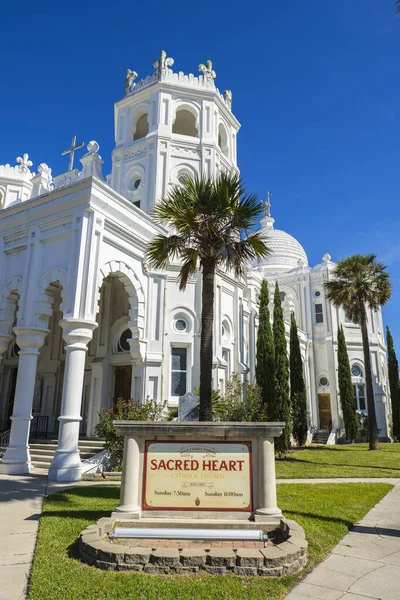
[[315, 303, 323, 324], [353, 384, 366, 412], [171, 347, 187, 396]]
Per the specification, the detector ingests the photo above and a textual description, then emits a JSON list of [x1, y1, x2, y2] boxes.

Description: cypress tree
[[273, 282, 291, 452], [290, 312, 308, 446], [386, 326, 400, 440], [256, 280, 275, 416], [337, 325, 358, 441]]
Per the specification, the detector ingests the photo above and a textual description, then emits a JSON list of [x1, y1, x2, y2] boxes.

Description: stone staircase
[[29, 437, 106, 470], [312, 429, 330, 445]]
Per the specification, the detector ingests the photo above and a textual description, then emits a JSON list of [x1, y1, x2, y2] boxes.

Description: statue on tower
[[124, 69, 138, 95]]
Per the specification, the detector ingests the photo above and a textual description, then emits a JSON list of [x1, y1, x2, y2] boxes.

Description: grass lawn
[[275, 442, 400, 479], [28, 483, 392, 600]]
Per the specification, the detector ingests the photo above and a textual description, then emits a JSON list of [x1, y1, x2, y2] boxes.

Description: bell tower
[[110, 51, 240, 213]]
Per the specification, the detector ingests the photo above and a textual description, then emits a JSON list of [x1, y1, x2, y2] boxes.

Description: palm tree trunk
[[199, 260, 215, 421], [360, 311, 379, 450]]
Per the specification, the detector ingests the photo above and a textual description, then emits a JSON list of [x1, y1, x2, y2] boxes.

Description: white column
[[86, 361, 103, 436], [48, 319, 97, 482], [113, 434, 141, 518], [254, 436, 283, 521], [0, 327, 48, 475]]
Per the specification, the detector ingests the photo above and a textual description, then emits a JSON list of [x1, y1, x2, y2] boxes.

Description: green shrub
[[214, 373, 265, 422], [94, 398, 166, 467]]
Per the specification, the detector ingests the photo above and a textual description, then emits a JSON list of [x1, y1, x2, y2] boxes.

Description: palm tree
[[147, 173, 269, 421], [325, 254, 391, 450]]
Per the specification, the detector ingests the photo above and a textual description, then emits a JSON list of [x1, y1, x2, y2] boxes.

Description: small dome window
[[133, 178, 141, 189], [314, 290, 321, 297], [319, 376, 329, 387], [280, 291, 286, 302]]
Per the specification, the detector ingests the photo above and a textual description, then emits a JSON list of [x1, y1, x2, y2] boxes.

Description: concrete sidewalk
[[0, 471, 116, 600], [284, 481, 400, 600], [0, 472, 47, 600]]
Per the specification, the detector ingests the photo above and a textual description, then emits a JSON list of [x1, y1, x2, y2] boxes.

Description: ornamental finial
[[264, 191, 272, 218], [224, 89, 232, 110], [16, 153, 33, 173], [153, 50, 174, 79], [124, 69, 138, 95], [198, 60, 216, 83]]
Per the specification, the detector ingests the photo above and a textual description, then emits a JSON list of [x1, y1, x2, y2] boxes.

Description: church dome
[[261, 227, 308, 273], [255, 197, 308, 274]]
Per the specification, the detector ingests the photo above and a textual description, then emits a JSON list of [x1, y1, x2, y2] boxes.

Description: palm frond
[[223, 232, 270, 276], [146, 234, 185, 269], [147, 171, 269, 282], [178, 248, 199, 290], [325, 253, 392, 323]]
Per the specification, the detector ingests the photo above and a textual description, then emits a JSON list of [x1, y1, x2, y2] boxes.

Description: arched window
[[176, 169, 193, 186], [172, 109, 198, 137], [351, 364, 366, 411], [117, 329, 132, 353], [218, 123, 229, 157], [133, 113, 149, 141]]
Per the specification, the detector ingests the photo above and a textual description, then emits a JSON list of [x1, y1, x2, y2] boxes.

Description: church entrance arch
[[87, 263, 145, 434]]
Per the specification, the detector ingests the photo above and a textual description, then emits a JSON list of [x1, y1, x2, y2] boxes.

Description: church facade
[[0, 51, 391, 481]]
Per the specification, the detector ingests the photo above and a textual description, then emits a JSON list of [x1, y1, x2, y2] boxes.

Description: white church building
[[0, 51, 390, 482]]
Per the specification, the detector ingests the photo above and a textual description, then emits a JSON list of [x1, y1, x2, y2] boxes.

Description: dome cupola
[[256, 193, 308, 274]]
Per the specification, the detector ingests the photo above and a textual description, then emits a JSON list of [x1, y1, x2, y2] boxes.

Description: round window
[[118, 329, 132, 353], [178, 175, 187, 185], [280, 291, 286, 302], [315, 290, 321, 297], [175, 318, 187, 332], [351, 365, 362, 377], [133, 178, 141, 190], [319, 376, 329, 387]]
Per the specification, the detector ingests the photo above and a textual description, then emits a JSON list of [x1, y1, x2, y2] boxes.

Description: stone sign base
[[79, 517, 308, 577]]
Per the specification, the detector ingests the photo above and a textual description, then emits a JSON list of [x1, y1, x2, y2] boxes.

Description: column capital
[[60, 319, 98, 349], [13, 327, 49, 352]]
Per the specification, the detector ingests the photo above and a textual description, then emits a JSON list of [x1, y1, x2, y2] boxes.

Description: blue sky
[[1, 1, 399, 345]]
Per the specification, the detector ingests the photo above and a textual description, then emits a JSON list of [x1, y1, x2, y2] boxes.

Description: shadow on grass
[[284, 510, 353, 529], [67, 539, 81, 560], [41, 509, 111, 520]]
